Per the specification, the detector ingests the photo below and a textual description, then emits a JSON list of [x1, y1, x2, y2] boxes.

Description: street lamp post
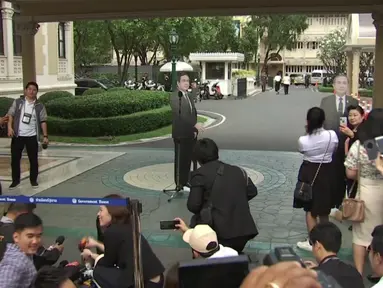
[[256, 54, 261, 87], [134, 51, 139, 84], [169, 29, 179, 92]]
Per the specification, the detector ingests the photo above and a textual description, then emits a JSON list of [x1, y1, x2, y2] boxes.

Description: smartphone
[[160, 220, 180, 230], [339, 117, 347, 126], [364, 136, 383, 160]]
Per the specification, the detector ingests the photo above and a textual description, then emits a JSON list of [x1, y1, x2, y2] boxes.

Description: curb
[[49, 113, 216, 147]]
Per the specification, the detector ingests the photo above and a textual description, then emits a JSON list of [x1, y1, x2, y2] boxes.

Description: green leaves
[[317, 28, 347, 75]]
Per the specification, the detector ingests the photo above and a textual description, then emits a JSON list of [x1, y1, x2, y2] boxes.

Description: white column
[[351, 49, 360, 97], [1, 2, 14, 77], [373, 12, 383, 108], [201, 62, 206, 80], [15, 21, 39, 87]]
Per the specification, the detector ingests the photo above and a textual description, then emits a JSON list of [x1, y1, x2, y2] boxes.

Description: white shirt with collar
[[335, 94, 346, 114], [372, 277, 383, 288], [18, 99, 37, 137], [298, 128, 339, 163]]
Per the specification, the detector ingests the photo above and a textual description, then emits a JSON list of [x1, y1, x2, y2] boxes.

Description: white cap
[[182, 225, 218, 253]]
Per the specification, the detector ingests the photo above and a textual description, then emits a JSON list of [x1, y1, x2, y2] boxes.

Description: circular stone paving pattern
[[124, 163, 265, 191]]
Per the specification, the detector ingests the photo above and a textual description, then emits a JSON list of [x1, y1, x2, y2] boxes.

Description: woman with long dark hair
[[294, 107, 339, 251], [81, 194, 164, 288], [344, 108, 383, 275]]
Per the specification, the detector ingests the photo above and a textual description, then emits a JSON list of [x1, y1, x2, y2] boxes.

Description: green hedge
[[0, 97, 15, 116], [83, 88, 105, 96], [45, 90, 170, 119], [39, 91, 74, 105], [318, 86, 373, 97], [48, 106, 172, 137]]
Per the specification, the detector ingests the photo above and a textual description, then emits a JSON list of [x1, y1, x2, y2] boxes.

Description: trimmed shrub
[[48, 106, 172, 137], [318, 86, 373, 97], [45, 90, 170, 119], [39, 91, 73, 105], [0, 97, 15, 116], [108, 87, 126, 92], [83, 88, 105, 96]]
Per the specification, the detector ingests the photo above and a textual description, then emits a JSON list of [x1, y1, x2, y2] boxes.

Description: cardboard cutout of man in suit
[[319, 75, 358, 208], [170, 73, 204, 189]]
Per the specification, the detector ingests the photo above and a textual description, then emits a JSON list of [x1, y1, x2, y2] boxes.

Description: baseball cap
[[182, 225, 218, 253]]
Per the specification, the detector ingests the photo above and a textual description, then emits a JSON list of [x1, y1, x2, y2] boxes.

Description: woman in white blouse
[[344, 108, 383, 275], [294, 107, 339, 251]]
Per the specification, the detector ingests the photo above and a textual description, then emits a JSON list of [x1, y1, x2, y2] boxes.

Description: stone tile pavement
[[3, 147, 374, 285]]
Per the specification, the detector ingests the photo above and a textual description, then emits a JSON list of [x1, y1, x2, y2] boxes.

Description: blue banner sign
[[0, 195, 128, 206]]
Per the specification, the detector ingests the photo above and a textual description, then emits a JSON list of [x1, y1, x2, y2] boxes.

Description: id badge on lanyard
[[22, 102, 35, 125]]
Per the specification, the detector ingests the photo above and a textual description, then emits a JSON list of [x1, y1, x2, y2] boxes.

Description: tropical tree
[[73, 21, 112, 73], [359, 52, 375, 88], [251, 15, 309, 74], [317, 28, 347, 76], [239, 17, 260, 64]]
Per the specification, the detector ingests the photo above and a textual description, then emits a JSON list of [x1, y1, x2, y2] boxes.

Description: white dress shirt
[[298, 128, 339, 163], [18, 99, 37, 137], [372, 277, 383, 288]]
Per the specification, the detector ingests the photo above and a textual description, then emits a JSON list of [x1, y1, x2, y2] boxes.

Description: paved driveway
[[129, 86, 326, 151]]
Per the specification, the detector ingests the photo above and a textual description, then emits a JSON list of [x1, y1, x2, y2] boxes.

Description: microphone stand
[[163, 91, 184, 202]]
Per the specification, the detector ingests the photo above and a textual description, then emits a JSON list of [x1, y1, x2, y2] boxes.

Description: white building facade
[[0, 0, 76, 99]]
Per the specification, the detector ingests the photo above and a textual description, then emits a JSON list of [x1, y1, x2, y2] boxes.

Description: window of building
[[0, 13, 4, 55], [12, 20, 22, 56], [58, 22, 66, 58], [206, 62, 224, 79]]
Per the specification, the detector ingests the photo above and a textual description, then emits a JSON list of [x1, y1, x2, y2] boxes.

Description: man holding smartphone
[[320, 75, 358, 209], [7, 82, 49, 189]]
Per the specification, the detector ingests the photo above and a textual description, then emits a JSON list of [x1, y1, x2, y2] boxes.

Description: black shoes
[[9, 181, 20, 190], [31, 181, 39, 188]]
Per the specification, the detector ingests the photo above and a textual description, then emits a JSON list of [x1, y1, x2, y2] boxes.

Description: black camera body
[[263, 247, 343, 288]]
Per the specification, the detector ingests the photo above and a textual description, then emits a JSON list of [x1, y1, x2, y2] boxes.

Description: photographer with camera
[[303, 222, 364, 288]]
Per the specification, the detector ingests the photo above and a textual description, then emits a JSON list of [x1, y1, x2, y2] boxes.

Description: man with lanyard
[[7, 81, 49, 189], [304, 222, 364, 288]]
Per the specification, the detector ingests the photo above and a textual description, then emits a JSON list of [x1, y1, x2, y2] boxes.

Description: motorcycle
[[199, 81, 210, 100], [210, 81, 223, 100], [124, 80, 136, 90]]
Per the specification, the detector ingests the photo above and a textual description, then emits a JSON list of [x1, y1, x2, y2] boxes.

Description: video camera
[[264, 247, 343, 288]]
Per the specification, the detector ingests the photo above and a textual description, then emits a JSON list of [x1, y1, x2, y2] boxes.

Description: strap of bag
[[206, 163, 225, 208], [344, 141, 361, 199], [310, 131, 332, 186]]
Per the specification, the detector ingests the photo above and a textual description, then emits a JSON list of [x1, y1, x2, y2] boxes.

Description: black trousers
[[261, 83, 266, 92], [11, 136, 39, 183], [219, 236, 251, 253], [174, 138, 197, 187], [275, 82, 281, 92], [284, 84, 289, 95]]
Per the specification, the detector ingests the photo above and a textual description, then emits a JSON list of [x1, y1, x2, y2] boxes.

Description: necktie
[[338, 97, 343, 114], [184, 93, 192, 114]]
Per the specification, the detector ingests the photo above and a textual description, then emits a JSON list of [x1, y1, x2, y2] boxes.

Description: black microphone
[[58, 260, 69, 267], [55, 236, 65, 245], [178, 91, 183, 98]]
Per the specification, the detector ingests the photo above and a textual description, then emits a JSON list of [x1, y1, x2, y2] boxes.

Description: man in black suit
[[319, 75, 358, 209], [170, 72, 204, 190], [186, 138, 258, 252]]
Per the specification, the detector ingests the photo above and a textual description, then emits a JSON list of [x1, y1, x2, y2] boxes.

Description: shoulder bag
[[341, 142, 365, 222], [294, 131, 332, 202], [198, 163, 225, 227]]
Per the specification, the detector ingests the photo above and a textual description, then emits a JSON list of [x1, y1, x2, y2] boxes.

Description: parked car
[[290, 74, 305, 85], [75, 78, 115, 95]]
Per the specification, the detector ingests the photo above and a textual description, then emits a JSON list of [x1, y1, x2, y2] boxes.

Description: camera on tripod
[[263, 246, 343, 288]]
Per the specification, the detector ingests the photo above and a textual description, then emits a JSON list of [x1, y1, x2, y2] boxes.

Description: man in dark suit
[[186, 138, 258, 252], [170, 72, 204, 190], [319, 75, 358, 209]]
